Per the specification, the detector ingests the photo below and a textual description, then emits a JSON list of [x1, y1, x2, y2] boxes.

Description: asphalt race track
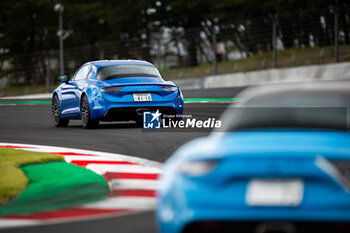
[[0, 87, 238, 233], [0, 103, 225, 162]]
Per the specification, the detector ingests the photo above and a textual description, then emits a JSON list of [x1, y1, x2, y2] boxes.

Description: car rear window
[[97, 65, 161, 80], [221, 91, 350, 132]]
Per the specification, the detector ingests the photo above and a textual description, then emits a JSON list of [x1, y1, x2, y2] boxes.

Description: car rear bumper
[[158, 205, 350, 233], [157, 175, 350, 233], [90, 92, 183, 120], [102, 106, 177, 122], [182, 221, 350, 233]]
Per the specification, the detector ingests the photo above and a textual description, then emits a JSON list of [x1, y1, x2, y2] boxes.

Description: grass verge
[[0, 147, 63, 205], [0, 147, 109, 215], [0, 85, 48, 98], [162, 45, 350, 79], [0, 161, 109, 215]]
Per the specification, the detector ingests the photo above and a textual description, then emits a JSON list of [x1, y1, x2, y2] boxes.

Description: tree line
[[0, 0, 349, 84]]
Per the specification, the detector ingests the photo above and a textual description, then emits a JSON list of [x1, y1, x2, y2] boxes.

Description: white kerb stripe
[[0, 143, 161, 168], [86, 164, 161, 175], [82, 197, 157, 210], [15, 147, 94, 154], [110, 179, 159, 190], [63, 156, 133, 163]]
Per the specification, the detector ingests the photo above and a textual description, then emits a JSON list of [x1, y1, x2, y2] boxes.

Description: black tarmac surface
[[0, 87, 239, 233]]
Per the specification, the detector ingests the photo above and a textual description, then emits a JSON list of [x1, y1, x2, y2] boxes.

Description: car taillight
[[161, 86, 177, 91], [101, 86, 124, 92]]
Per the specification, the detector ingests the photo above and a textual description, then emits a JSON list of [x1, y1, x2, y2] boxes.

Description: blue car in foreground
[[52, 60, 183, 128], [157, 82, 350, 233]]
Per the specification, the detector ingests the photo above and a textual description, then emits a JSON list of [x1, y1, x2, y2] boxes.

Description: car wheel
[[52, 95, 69, 127], [81, 95, 99, 129]]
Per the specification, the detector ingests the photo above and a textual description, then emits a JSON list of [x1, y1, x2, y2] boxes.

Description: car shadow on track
[[66, 122, 141, 130]]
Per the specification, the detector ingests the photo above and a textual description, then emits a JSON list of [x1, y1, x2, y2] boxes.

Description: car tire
[[52, 95, 69, 127], [81, 95, 99, 129], [135, 118, 144, 127]]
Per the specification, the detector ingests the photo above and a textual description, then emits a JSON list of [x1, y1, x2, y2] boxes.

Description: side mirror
[[58, 75, 69, 83]]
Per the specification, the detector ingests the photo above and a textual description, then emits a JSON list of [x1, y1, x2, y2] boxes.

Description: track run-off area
[[0, 87, 235, 233]]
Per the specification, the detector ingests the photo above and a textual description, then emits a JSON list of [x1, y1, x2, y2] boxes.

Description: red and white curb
[[0, 143, 162, 229]]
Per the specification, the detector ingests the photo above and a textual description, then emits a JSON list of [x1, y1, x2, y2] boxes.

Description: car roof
[[237, 81, 350, 103], [86, 59, 155, 70]]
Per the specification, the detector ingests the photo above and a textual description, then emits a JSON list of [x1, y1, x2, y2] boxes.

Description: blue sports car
[[52, 60, 183, 128], [157, 82, 350, 233]]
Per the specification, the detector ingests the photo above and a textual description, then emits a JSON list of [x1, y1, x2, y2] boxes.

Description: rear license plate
[[246, 179, 304, 206], [133, 93, 152, 102]]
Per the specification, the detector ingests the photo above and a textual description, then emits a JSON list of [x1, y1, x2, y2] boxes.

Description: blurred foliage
[[0, 0, 349, 85], [0, 0, 346, 55]]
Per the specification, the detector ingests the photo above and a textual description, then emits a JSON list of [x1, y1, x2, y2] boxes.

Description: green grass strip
[[0, 100, 51, 105], [184, 98, 240, 102], [0, 161, 109, 215], [0, 147, 63, 205]]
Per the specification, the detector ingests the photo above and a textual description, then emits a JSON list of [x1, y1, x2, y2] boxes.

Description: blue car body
[[158, 131, 350, 233], [157, 82, 350, 233], [53, 60, 183, 123]]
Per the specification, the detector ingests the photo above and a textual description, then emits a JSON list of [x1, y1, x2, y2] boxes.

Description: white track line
[[0, 93, 52, 100], [0, 219, 40, 227]]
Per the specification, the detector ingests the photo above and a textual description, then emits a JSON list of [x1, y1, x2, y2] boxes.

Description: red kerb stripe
[[70, 160, 139, 167], [104, 172, 159, 180], [108, 189, 157, 198]]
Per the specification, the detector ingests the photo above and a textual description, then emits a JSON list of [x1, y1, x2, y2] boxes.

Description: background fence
[[0, 6, 349, 95]]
